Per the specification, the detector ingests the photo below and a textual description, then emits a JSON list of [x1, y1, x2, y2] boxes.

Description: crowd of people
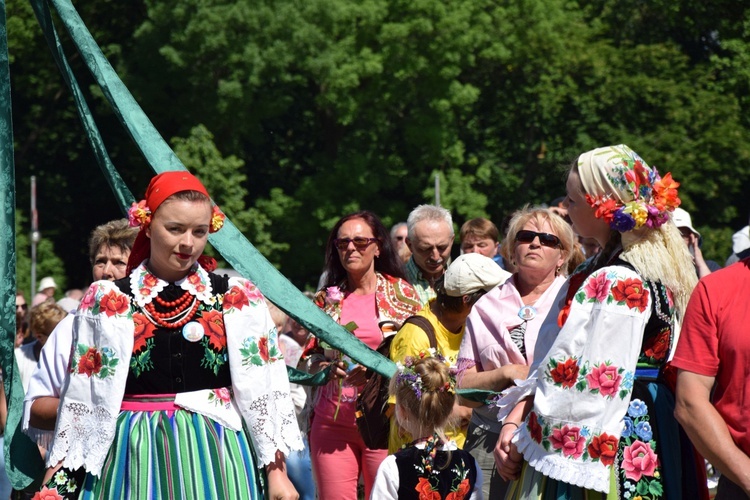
[[3, 143, 748, 499]]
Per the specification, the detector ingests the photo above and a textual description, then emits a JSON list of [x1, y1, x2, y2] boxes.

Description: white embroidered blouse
[[47, 262, 303, 476]]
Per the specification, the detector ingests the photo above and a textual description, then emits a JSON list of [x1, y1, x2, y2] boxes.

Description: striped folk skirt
[[41, 402, 264, 499]]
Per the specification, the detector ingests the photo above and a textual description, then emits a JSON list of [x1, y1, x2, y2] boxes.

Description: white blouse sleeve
[[224, 278, 304, 467], [471, 458, 484, 499], [512, 265, 653, 493], [22, 313, 75, 448], [370, 455, 399, 499]]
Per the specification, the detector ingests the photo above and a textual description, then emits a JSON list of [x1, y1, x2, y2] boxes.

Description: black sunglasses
[[515, 230, 562, 248], [16, 303, 28, 311], [334, 237, 379, 251]]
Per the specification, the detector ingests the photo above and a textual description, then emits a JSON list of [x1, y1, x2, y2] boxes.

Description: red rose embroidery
[[622, 440, 658, 481], [644, 328, 670, 361], [583, 272, 611, 302], [549, 425, 586, 459], [415, 477, 440, 500], [187, 273, 202, 286], [446, 478, 470, 500], [586, 363, 622, 397], [32, 486, 63, 500], [611, 278, 649, 312], [100, 290, 129, 317], [587, 432, 619, 466], [223, 288, 249, 311], [132, 313, 156, 353], [143, 274, 159, 288], [258, 337, 270, 361], [78, 347, 103, 377], [213, 387, 232, 404], [528, 411, 543, 443], [199, 310, 226, 351], [549, 358, 579, 388]]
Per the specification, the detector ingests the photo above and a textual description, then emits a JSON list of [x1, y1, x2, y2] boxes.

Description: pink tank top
[[316, 293, 382, 423]]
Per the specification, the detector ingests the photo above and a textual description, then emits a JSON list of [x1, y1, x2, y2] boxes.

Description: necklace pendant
[[182, 321, 205, 342], [518, 305, 537, 321]]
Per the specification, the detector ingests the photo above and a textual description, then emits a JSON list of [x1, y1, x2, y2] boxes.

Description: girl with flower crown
[[35, 171, 302, 499], [494, 145, 708, 499], [371, 353, 482, 499], [302, 211, 421, 500]]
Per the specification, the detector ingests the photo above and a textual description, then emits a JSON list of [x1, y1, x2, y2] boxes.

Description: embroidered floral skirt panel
[[45, 408, 263, 499], [505, 379, 706, 500]]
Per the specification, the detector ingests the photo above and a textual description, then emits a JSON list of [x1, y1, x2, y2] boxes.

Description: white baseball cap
[[672, 208, 700, 238], [443, 253, 510, 297]]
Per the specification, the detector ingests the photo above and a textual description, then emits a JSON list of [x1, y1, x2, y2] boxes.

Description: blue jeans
[[286, 437, 315, 500]]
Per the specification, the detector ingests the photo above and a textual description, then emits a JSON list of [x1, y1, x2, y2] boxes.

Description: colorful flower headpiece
[[585, 157, 681, 233], [127, 199, 226, 233], [395, 349, 455, 400]]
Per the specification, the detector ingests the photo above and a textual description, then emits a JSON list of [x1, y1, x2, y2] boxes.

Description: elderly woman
[[456, 207, 575, 498], [304, 210, 421, 500], [495, 145, 705, 499], [38, 171, 302, 499]]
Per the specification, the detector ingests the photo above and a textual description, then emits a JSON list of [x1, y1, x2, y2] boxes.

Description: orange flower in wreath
[[651, 172, 680, 211]]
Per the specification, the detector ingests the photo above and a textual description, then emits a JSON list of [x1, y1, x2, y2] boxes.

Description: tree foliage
[[8, 0, 750, 288]]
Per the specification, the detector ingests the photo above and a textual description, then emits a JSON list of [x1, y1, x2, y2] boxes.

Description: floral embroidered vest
[[394, 446, 477, 500]]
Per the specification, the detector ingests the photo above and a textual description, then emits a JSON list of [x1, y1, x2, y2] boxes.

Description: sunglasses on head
[[334, 237, 379, 251], [515, 230, 562, 248]]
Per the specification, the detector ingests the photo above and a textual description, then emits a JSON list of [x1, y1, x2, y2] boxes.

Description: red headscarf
[[126, 171, 216, 276]]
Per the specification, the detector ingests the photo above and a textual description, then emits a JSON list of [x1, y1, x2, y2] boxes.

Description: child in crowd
[[371, 353, 483, 499]]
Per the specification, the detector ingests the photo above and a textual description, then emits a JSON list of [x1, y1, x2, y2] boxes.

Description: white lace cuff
[[493, 368, 538, 422]]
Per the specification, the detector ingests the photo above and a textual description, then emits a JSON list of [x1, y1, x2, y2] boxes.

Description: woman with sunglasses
[[495, 145, 706, 499], [303, 211, 421, 500], [39, 171, 302, 499], [456, 207, 575, 498]]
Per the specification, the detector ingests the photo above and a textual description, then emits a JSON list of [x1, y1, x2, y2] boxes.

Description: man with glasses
[[405, 205, 455, 305]]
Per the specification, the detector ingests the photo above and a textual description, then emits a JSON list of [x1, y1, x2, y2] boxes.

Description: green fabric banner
[[1, 0, 47, 490]]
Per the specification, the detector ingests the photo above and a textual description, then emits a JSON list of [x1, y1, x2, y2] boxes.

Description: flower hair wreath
[[395, 348, 456, 400], [585, 158, 681, 233], [128, 200, 226, 233]]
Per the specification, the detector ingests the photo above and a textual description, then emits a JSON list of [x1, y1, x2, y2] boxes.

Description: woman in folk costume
[[38, 171, 303, 499], [494, 145, 708, 499]]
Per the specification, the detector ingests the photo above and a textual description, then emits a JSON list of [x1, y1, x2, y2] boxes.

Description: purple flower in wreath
[[611, 208, 636, 232], [635, 421, 653, 441], [628, 399, 648, 418], [645, 205, 669, 228], [622, 417, 634, 438]]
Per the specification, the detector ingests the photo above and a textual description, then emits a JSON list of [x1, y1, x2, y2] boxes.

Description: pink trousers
[[309, 413, 388, 499]]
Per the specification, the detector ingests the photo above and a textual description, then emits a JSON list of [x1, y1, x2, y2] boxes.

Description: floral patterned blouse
[[508, 259, 675, 494], [303, 272, 421, 361]]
